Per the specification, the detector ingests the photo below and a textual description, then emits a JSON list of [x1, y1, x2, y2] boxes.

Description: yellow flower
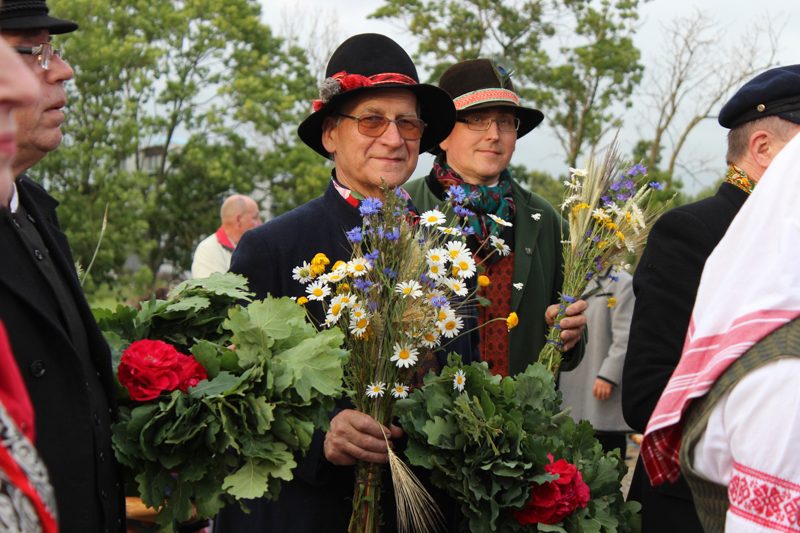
[[332, 260, 346, 271], [571, 202, 590, 215], [310, 253, 331, 276], [598, 240, 609, 250], [607, 297, 617, 308], [477, 275, 491, 287], [506, 312, 519, 331], [337, 283, 351, 294], [616, 230, 625, 242], [297, 296, 309, 306]]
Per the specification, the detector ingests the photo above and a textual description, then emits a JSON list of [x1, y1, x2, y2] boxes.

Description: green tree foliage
[[509, 164, 563, 209], [371, 0, 643, 167], [38, 0, 324, 298]]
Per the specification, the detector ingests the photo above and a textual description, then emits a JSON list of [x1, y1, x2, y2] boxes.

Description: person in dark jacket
[[214, 33, 465, 532], [622, 64, 800, 533], [406, 59, 586, 377], [0, 1, 126, 531]]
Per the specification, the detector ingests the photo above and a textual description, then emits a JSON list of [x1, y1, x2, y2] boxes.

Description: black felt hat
[[718, 64, 800, 129], [438, 58, 544, 139], [0, 0, 77, 34], [298, 33, 456, 159]]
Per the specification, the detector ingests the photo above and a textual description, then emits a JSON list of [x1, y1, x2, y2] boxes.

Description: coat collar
[[510, 180, 544, 312]]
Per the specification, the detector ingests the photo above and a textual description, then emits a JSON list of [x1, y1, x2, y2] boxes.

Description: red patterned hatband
[[312, 71, 418, 112], [453, 88, 520, 110]]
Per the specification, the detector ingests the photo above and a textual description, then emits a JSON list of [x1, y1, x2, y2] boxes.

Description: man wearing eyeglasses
[[407, 58, 587, 378], [0, 1, 125, 531]]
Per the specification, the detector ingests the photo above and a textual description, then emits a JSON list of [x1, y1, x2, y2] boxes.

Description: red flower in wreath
[[118, 339, 207, 401], [513, 454, 591, 525]]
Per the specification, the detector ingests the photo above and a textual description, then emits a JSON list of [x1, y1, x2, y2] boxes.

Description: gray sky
[[262, 0, 800, 194]]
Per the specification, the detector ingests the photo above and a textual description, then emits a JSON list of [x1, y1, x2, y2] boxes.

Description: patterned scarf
[[725, 164, 756, 195], [432, 154, 515, 242]]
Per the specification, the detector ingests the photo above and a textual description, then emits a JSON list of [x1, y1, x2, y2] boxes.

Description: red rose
[[513, 454, 591, 525], [118, 340, 206, 401]]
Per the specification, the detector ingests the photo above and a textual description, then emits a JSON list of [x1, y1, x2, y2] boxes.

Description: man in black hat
[[0, 1, 126, 531], [406, 58, 587, 379], [215, 33, 465, 532], [621, 64, 800, 533]]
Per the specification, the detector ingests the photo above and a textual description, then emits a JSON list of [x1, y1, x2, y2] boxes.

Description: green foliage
[[99, 274, 348, 530], [511, 164, 564, 210], [396, 355, 640, 532], [40, 0, 328, 295], [371, 0, 643, 166]]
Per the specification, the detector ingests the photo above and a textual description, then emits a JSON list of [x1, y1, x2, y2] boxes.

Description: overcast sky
[[261, 0, 800, 194]]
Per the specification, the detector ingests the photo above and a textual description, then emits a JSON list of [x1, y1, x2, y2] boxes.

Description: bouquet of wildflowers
[[395, 355, 641, 532], [292, 187, 515, 533], [538, 145, 669, 373], [95, 274, 348, 531]]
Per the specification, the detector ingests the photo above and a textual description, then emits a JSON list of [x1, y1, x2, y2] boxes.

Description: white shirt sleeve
[[692, 358, 800, 532]]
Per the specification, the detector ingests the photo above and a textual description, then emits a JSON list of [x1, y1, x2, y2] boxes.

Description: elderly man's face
[[1, 29, 74, 175], [439, 106, 517, 185], [322, 89, 420, 198]]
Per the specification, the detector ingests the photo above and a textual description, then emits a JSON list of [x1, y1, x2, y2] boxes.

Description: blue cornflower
[[625, 163, 647, 177], [649, 181, 664, 191], [367, 300, 379, 313], [353, 278, 374, 291], [430, 296, 449, 308], [446, 185, 467, 204], [454, 205, 475, 218], [610, 274, 620, 282], [585, 272, 594, 281], [346, 226, 362, 243], [359, 197, 383, 216], [609, 181, 621, 192], [384, 228, 400, 241], [383, 267, 397, 280], [419, 273, 435, 288], [461, 226, 475, 236], [365, 249, 379, 264]]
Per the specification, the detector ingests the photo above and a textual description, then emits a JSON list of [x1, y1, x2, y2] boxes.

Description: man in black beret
[[0, 1, 126, 531], [621, 64, 800, 533]]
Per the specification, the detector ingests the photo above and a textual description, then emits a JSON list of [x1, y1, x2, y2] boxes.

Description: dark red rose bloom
[[118, 340, 206, 401], [513, 454, 591, 525]]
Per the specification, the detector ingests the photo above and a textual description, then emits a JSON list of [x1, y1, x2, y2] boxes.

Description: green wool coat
[[405, 173, 584, 375]]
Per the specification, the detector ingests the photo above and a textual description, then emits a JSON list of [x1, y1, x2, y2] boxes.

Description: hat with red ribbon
[[298, 33, 456, 159]]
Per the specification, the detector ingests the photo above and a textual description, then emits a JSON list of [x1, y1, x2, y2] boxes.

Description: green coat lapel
[[511, 181, 544, 312]]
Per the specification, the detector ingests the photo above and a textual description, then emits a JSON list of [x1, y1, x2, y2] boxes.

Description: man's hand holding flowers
[[324, 409, 404, 466], [545, 299, 588, 352]]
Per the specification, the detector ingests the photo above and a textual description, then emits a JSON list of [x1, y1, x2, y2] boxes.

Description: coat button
[[11, 217, 20, 229], [33, 249, 44, 261], [26, 213, 36, 224], [30, 360, 46, 378], [99, 451, 105, 462]]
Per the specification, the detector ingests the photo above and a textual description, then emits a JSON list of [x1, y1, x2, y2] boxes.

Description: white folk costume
[[640, 132, 800, 532]]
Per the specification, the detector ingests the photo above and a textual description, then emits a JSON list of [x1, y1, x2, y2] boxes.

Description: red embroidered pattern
[[312, 71, 418, 111], [453, 88, 520, 110], [728, 461, 800, 531]]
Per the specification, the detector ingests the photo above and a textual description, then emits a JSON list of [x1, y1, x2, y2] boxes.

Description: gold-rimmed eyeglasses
[[456, 114, 520, 133], [14, 43, 61, 71], [336, 113, 427, 140]]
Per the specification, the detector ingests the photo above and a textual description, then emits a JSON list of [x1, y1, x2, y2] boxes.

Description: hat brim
[[0, 14, 78, 34], [297, 83, 456, 159], [460, 100, 544, 138]]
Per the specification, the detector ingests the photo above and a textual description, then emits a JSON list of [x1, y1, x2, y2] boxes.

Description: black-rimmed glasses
[[337, 113, 427, 140], [14, 43, 61, 71]]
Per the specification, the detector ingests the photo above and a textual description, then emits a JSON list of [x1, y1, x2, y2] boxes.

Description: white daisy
[[421, 330, 440, 348], [453, 370, 466, 392], [323, 268, 347, 283], [451, 253, 476, 279], [349, 304, 367, 321], [437, 314, 464, 338], [569, 167, 588, 178], [427, 262, 446, 279], [438, 226, 461, 236], [331, 293, 355, 309], [391, 343, 419, 369], [426, 248, 448, 266], [366, 382, 386, 398], [419, 209, 446, 227], [513, 282, 524, 290], [445, 241, 470, 260], [487, 213, 513, 227], [395, 280, 423, 299], [391, 383, 410, 399], [531, 213, 542, 221], [347, 257, 371, 277], [292, 261, 313, 283], [349, 315, 370, 337], [306, 280, 330, 301], [489, 235, 511, 256], [443, 277, 468, 297]]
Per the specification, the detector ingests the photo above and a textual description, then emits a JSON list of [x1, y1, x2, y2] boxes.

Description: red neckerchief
[[0, 322, 34, 441], [214, 227, 235, 251]]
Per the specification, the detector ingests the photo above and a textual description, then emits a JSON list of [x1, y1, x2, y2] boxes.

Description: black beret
[[718, 65, 800, 129]]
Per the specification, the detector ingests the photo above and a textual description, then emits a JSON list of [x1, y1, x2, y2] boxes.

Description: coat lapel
[[511, 183, 543, 312]]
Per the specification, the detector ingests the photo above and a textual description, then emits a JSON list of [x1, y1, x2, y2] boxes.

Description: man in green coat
[[405, 59, 586, 376]]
